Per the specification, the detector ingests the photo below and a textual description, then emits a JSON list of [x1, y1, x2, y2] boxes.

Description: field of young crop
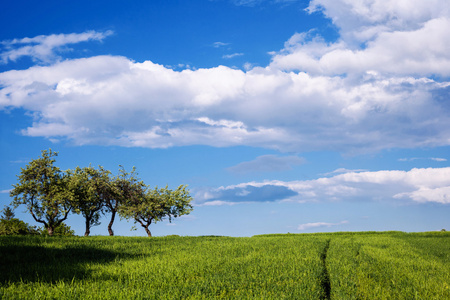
[[1, 231, 449, 299]]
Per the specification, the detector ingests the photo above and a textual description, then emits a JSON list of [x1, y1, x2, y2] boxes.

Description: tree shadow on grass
[[0, 243, 130, 284]]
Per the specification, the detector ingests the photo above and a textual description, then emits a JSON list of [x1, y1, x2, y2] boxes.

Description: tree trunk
[[47, 226, 54, 236], [84, 218, 91, 237], [136, 218, 152, 237], [144, 226, 152, 237], [108, 210, 116, 236]]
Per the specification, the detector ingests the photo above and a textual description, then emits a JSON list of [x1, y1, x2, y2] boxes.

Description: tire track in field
[[320, 239, 331, 300]]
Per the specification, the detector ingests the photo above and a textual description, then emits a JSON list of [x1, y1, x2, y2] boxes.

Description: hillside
[[1, 231, 449, 299]]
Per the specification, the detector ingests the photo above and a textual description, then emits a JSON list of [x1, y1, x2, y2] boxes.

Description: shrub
[[39, 223, 75, 236], [0, 218, 39, 235]]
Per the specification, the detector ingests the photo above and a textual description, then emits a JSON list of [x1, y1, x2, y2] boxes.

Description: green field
[[1, 232, 449, 299]]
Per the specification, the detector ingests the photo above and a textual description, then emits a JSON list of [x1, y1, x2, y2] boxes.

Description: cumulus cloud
[[271, 0, 450, 76], [228, 155, 305, 174], [298, 220, 348, 231], [1, 55, 449, 152], [270, 18, 450, 76], [1, 2, 450, 153], [307, 0, 450, 43], [1, 30, 113, 64], [195, 167, 450, 205]]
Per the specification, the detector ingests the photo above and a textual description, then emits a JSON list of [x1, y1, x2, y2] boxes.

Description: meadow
[[1, 231, 449, 299]]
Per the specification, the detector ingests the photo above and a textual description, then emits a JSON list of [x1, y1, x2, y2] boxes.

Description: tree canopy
[[10, 149, 73, 236], [104, 166, 145, 236], [9, 149, 194, 236], [69, 165, 115, 236], [119, 185, 193, 237]]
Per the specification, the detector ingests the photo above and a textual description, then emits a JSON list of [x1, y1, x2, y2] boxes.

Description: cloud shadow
[[0, 238, 136, 283]]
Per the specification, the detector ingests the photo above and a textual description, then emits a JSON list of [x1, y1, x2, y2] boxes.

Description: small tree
[[119, 185, 193, 237], [1, 206, 15, 221], [69, 165, 114, 236], [104, 166, 144, 236], [10, 149, 73, 236], [0, 206, 39, 235]]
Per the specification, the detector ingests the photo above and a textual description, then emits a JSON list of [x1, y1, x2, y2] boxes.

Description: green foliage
[[1, 206, 15, 221], [105, 166, 145, 236], [1, 232, 448, 299], [68, 165, 114, 236], [9, 150, 194, 237], [118, 184, 193, 236], [9, 149, 73, 236], [39, 222, 75, 236], [0, 219, 38, 235], [0, 206, 39, 235]]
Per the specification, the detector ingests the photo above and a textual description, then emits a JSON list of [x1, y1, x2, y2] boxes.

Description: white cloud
[[195, 167, 450, 205], [432, 158, 448, 162], [9, 160, 28, 164], [322, 168, 367, 176], [271, 0, 450, 77], [307, 0, 450, 43], [398, 157, 447, 162], [222, 53, 244, 59], [228, 155, 305, 173], [1, 55, 449, 152], [298, 220, 348, 231], [1, 30, 113, 64], [394, 186, 450, 204], [202, 200, 236, 206], [270, 18, 450, 77], [1, 2, 450, 153], [213, 42, 229, 48]]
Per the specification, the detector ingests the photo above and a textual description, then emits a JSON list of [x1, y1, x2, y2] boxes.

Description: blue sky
[[1, 0, 450, 237]]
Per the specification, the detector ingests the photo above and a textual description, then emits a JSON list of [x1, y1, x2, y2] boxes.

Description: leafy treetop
[[10, 149, 73, 236]]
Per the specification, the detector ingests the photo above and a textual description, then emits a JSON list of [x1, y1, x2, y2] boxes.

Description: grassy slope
[[1, 232, 449, 299], [327, 232, 450, 299]]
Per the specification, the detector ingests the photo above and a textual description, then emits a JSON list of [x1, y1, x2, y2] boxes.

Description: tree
[[0, 218, 33, 235], [1, 206, 15, 221], [119, 185, 193, 237], [104, 166, 144, 236], [0, 206, 39, 235], [10, 149, 73, 236], [69, 165, 114, 236]]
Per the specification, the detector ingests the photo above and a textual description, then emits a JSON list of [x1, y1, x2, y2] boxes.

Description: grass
[[1, 232, 449, 299], [327, 232, 450, 299]]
